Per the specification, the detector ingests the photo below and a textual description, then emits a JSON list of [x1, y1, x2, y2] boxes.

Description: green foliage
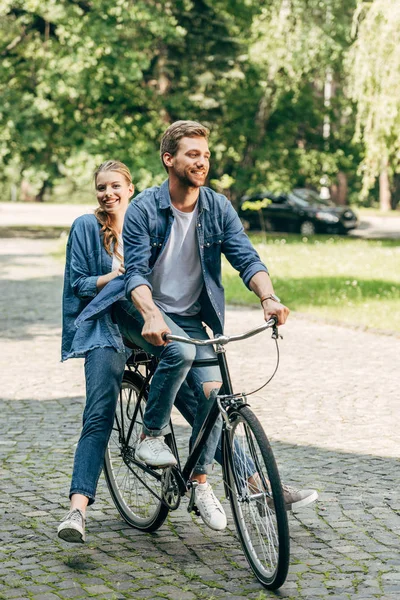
[[0, 0, 182, 192], [0, 0, 368, 204], [347, 0, 400, 194], [241, 198, 271, 212]]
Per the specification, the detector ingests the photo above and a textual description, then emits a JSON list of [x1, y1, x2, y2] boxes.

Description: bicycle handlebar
[[163, 317, 278, 346]]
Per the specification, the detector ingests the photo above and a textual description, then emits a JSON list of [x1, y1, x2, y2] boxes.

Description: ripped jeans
[[113, 300, 222, 475]]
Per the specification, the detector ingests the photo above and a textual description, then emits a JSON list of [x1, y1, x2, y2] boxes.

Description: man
[[113, 120, 318, 531]]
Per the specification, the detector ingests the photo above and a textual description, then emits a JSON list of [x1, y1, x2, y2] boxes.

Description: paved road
[[0, 238, 399, 600], [1, 202, 400, 239]]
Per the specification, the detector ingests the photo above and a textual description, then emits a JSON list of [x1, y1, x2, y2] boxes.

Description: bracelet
[[260, 293, 281, 305]]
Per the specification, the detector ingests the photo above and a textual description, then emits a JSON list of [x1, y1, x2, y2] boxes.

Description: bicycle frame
[[123, 318, 278, 501]]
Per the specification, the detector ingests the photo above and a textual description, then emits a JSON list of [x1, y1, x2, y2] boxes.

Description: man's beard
[[174, 166, 206, 188]]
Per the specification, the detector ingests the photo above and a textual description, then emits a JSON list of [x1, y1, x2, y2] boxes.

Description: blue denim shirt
[[77, 180, 268, 335], [61, 214, 127, 361]]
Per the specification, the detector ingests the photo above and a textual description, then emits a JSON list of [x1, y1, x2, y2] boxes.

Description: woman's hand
[[116, 263, 125, 276], [96, 264, 125, 291]]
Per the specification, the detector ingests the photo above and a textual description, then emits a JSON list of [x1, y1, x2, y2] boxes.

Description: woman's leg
[[69, 347, 126, 505]]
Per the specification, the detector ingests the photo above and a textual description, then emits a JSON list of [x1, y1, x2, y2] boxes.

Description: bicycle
[[104, 318, 290, 590]]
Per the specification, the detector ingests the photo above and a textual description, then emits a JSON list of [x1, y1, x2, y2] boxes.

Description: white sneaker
[[194, 482, 227, 531], [135, 436, 177, 468], [57, 508, 85, 543]]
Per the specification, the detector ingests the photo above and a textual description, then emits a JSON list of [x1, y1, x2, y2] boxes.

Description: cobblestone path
[[1, 238, 399, 600]]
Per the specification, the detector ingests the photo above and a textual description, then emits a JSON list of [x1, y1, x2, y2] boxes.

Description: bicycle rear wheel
[[104, 370, 169, 532], [223, 405, 289, 589]]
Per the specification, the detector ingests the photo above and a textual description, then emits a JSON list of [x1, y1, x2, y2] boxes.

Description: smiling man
[[112, 120, 311, 531]]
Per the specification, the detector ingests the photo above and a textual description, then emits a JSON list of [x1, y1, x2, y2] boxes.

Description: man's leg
[[175, 366, 318, 511], [113, 301, 195, 466], [168, 314, 226, 531]]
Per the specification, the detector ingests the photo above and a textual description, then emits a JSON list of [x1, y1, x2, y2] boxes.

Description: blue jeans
[[69, 347, 126, 505], [113, 300, 222, 475]]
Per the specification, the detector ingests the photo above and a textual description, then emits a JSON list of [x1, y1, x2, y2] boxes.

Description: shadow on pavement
[[0, 397, 398, 599]]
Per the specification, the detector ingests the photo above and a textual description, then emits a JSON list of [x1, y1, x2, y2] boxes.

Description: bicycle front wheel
[[104, 371, 169, 532], [223, 406, 289, 589]]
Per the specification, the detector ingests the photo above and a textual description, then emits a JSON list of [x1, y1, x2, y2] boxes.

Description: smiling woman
[[58, 159, 135, 544], [94, 161, 134, 291]]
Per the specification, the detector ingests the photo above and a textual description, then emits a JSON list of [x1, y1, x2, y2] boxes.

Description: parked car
[[239, 188, 358, 235]]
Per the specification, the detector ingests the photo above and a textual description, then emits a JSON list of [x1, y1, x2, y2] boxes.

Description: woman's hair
[[160, 120, 209, 172], [94, 160, 132, 261]]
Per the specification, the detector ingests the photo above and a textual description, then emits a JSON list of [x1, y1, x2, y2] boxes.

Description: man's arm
[[220, 200, 290, 325], [123, 200, 170, 345], [249, 271, 290, 326], [130, 285, 171, 346]]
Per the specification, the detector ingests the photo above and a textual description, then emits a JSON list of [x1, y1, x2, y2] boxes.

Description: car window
[[293, 189, 334, 207], [288, 192, 309, 208]]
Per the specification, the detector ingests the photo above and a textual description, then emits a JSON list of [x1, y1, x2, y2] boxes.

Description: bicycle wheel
[[223, 405, 289, 589], [104, 370, 169, 532]]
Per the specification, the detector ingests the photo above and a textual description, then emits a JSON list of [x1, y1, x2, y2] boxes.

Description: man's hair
[[160, 120, 209, 172]]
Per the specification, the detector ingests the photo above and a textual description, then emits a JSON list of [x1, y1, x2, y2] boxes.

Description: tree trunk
[[379, 167, 391, 212], [330, 171, 348, 205], [336, 171, 348, 205], [391, 173, 400, 210], [242, 88, 273, 171], [35, 181, 48, 202]]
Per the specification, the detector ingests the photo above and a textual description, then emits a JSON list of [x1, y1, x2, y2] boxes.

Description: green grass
[[53, 232, 399, 332], [223, 234, 400, 333]]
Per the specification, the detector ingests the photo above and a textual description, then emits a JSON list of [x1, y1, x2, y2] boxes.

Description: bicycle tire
[[223, 405, 289, 589], [104, 370, 169, 532]]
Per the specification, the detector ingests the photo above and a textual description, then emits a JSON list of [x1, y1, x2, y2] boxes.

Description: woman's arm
[[69, 216, 120, 299], [96, 264, 125, 292]]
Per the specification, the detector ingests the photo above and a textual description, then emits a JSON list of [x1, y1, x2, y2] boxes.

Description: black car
[[239, 188, 358, 235]]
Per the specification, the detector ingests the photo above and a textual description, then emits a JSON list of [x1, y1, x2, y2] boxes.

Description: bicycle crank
[[161, 467, 181, 510]]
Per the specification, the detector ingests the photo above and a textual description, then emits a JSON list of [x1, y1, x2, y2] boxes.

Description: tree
[[209, 0, 360, 204], [0, 0, 364, 207], [0, 0, 183, 197], [347, 0, 400, 210]]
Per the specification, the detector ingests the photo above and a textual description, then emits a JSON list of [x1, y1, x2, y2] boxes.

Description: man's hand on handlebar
[[141, 312, 171, 346], [261, 299, 290, 327]]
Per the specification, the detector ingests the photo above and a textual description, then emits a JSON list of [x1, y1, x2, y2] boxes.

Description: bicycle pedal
[[189, 504, 201, 517], [186, 481, 199, 515]]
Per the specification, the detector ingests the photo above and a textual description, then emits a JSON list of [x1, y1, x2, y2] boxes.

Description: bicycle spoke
[[104, 373, 169, 531], [223, 407, 289, 589]]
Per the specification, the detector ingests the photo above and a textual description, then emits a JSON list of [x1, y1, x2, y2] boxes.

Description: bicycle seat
[[123, 337, 142, 351], [123, 337, 153, 365]]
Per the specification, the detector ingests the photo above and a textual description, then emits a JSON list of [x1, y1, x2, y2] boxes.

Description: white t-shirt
[[112, 236, 123, 271], [149, 203, 203, 315]]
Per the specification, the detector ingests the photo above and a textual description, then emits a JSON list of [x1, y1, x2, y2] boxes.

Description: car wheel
[[300, 220, 316, 236]]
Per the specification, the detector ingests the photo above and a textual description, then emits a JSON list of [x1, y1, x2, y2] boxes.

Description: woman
[[58, 160, 134, 543]]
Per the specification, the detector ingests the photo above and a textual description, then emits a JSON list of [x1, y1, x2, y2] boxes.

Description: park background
[[0, 0, 399, 333], [1, 3, 400, 599], [1, 0, 400, 211]]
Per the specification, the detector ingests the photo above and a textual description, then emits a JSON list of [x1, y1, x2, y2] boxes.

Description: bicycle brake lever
[[271, 324, 283, 340]]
